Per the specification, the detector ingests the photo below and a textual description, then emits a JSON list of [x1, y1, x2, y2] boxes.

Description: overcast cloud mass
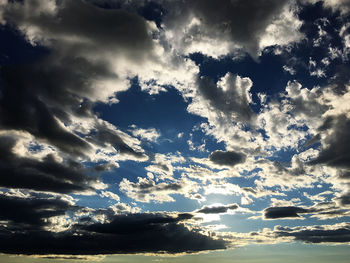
[[0, 0, 350, 262]]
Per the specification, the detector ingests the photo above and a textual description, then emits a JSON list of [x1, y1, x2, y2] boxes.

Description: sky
[[0, 0, 350, 262]]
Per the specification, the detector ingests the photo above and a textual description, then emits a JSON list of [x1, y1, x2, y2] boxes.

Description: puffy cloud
[[308, 114, 350, 169], [99, 191, 120, 201], [304, 0, 350, 15], [130, 125, 161, 143], [189, 73, 254, 124], [119, 176, 200, 203], [162, 0, 302, 58]]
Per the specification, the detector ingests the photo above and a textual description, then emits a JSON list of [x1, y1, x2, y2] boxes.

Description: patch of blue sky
[[94, 80, 205, 147], [100, 160, 146, 184], [72, 193, 113, 210], [203, 192, 242, 206], [27, 142, 44, 153], [189, 50, 290, 99]]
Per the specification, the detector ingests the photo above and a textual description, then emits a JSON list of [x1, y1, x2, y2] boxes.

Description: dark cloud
[[0, 49, 145, 159], [163, 0, 288, 56], [196, 203, 239, 214], [122, 178, 182, 195], [339, 192, 350, 206], [0, 136, 101, 193], [275, 223, 350, 243], [263, 206, 310, 219], [197, 74, 254, 123], [309, 114, 350, 169], [0, 60, 94, 157], [0, 0, 150, 160], [209, 150, 246, 167], [264, 202, 350, 220], [0, 193, 74, 229], [0, 212, 227, 255], [87, 123, 146, 158], [4, 0, 155, 61]]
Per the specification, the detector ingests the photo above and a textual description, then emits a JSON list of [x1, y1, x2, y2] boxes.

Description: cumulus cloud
[[119, 176, 200, 203], [162, 0, 302, 58], [2, 0, 350, 258], [308, 114, 350, 169], [130, 125, 161, 142], [189, 73, 254, 124]]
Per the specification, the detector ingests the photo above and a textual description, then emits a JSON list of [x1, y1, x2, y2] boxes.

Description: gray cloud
[[162, 0, 290, 57], [309, 114, 350, 169], [197, 73, 254, 123], [3, 0, 155, 61], [0, 212, 227, 255], [0, 0, 151, 160], [196, 203, 239, 214], [275, 223, 350, 243], [0, 136, 101, 194], [209, 150, 246, 167], [263, 206, 310, 219], [0, 193, 75, 230]]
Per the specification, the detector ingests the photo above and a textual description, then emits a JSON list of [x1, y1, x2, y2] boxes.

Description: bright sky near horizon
[[0, 0, 350, 262]]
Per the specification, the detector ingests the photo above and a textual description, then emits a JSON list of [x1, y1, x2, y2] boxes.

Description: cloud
[[0, 0, 158, 163], [304, 0, 350, 15], [261, 201, 350, 220], [162, 0, 302, 58], [308, 114, 350, 169], [86, 121, 147, 160], [209, 150, 246, 167], [3, 0, 156, 63], [99, 191, 120, 201], [274, 222, 350, 244], [0, 212, 227, 255], [196, 203, 239, 214], [130, 126, 161, 143], [190, 73, 254, 124], [0, 192, 75, 230], [0, 135, 105, 194], [263, 206, 310, 219], [119, 176, 200, 203], [219, 222, 350, 246]]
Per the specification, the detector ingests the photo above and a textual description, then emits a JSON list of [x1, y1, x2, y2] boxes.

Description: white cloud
[[130, 125, 161, 143]]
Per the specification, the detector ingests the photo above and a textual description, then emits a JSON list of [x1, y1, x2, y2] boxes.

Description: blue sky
[[0, 0, 350, 262]]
